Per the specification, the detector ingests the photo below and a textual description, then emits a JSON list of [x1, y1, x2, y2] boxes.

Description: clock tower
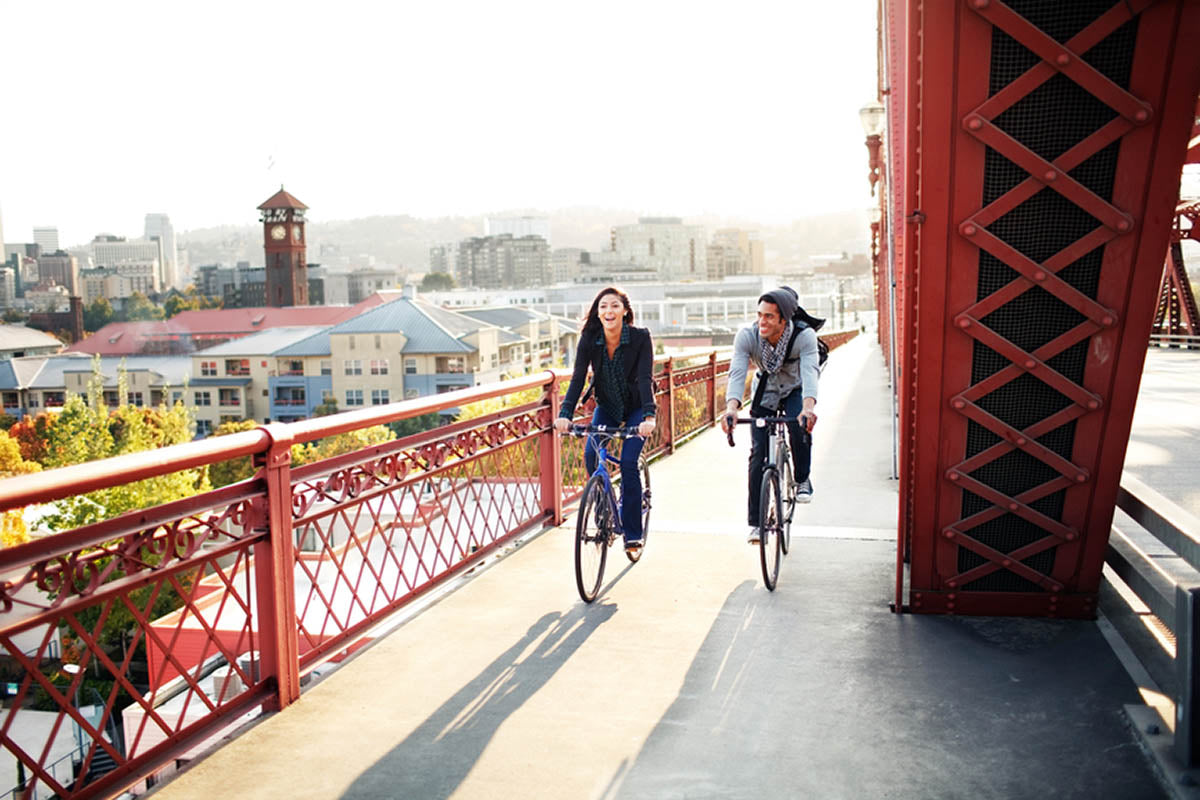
[[258, 186, 309, 307]]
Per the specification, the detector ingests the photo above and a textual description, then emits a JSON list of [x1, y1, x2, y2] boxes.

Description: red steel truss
[[1151, 201, 1200, 343], [890, 0, 1200, 616], [0, 338, 854, 799]]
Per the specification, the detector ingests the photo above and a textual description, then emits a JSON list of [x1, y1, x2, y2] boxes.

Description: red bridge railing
[[0, 335, 856, 798]]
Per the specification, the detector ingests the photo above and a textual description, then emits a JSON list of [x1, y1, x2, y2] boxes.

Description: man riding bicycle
[[719, 288, 821, 544]]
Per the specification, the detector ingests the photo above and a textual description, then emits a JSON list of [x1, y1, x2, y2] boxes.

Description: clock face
[[270, 224, 287, 240], [292, 225, 302, 242]]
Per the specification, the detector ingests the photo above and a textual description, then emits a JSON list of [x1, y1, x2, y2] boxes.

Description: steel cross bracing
[[896, 0, 1200, 616], [1151, 202, 1200, 341]]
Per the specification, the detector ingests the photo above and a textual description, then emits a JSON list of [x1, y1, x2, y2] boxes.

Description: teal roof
[[274, 329, 332, 358], [327, 298, 479, 354]]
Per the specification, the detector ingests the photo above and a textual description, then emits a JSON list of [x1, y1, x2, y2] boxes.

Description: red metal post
[[540, 374, 564, 524], [253, 423, 301, 711], [707, 352, 718, 422], [665, 357, 676, 454]]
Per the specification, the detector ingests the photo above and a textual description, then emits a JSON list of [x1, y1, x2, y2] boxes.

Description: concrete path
[[149, 336, 1163, 799]]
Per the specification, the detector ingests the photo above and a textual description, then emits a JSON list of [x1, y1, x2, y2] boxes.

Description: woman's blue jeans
[[584, 406, 646, 542]]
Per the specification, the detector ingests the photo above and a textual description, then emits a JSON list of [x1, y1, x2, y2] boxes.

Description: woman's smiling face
[[597, 293, 626, 333]]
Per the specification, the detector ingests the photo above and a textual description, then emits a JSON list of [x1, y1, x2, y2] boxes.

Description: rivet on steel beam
[[947, 580, 957, 588], [966, 116, 983, 131], [1015, 437, 1027, 446], [953, 399, 966, 409], [1051, 584, 1062, 593], [1101, 315, 1115, 327], [1008, 502, 1018, 511], [948, 593, 956, 600], [1034, 270, 1047, 280], [1024, 359, 1036, 369], [944, 529, 956, 539], [1117, 218, 1131, 232], [915, 593, 923, 599], [1087, 400, 1099, 410], [1076, 473, 1087, 483], [1066, 533, 1077, 541], [972, 0, 989, 8], [947, 471, 960, 482], [1043, 170, 1056, 182], [957, 317, 971, 328], [1134, 108, 1150, 123], [1056, 53, 1070, 66], [961, 223, 978, 236], [947, 602, 956, 610], [1002, 559, 1012, 567]]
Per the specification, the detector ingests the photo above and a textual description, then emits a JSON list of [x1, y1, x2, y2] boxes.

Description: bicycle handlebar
[[564, 424, 643, 440], [723, 415, 813, 448]]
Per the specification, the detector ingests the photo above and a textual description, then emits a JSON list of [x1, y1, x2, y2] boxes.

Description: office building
[[33, 227, 59, 253], [485, 216, 550, 245], [36, 251, 81, 295], [613, 218, 707, 282], [145, 213, 179, 290]]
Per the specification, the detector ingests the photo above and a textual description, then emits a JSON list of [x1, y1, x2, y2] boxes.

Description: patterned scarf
[[759, 320, 793, 374]]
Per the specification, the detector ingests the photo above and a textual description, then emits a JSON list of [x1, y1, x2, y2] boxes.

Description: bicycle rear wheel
[[625, 453, 652, 563], [780, 448, 794, 556], [575, 474, 610, 602], [759, 467, 783, 591]]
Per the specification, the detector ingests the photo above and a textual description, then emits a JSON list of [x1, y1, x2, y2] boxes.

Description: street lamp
[[62, 663, 84, 757], [859, 101, 886, 195]]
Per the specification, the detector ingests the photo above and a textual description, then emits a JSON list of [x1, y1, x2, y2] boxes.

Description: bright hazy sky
[[2, 1, 880, 248]]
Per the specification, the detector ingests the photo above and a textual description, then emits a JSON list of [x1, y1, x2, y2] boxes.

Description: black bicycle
[[565, 424, 652, 603], [727, 416, 808, 590]]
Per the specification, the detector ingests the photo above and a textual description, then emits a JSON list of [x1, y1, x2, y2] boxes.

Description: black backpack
[[778, 287, 828, 368]]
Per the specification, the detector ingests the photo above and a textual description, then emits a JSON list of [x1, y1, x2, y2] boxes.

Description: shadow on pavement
[[340, 601, 617, 799]]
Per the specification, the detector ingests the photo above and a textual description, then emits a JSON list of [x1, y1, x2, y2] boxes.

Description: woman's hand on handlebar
[[637, 418, 656, 438], [553, 417, 571, 434]]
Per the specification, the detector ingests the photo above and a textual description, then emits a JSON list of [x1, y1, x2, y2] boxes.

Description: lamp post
[[859, 101, 886, 195], [62, 663, 84, 759]]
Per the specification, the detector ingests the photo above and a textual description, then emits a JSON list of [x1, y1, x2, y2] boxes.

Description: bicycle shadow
[[339, 601, 617, 799]]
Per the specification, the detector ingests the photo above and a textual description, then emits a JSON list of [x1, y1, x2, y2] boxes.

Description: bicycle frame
[[569, 425, 639, 541]]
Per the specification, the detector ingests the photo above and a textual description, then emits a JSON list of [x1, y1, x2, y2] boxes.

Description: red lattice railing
[[0, 348, 763, 799]]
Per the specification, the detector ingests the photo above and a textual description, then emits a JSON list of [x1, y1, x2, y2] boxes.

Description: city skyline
[[2, 1, 879, 249]]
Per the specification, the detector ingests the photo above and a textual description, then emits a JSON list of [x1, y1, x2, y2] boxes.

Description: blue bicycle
[[567, 424, 652, 603]]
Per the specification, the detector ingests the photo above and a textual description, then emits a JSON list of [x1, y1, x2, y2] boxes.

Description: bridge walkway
[[149, 336, 1162, 799]]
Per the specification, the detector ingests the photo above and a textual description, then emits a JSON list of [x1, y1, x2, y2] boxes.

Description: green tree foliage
[[290, 426, 396, 466], [312, 400, 339, 417], [163, 285, 222, 319], [121, 292, 164, 322], [83, 297, 115, 332], [1, 309, 25, 324], [208, 419, 260, 488], [39, 363, 209, 532], [419, 272, 456, 292], [387, 412, 443, 439]]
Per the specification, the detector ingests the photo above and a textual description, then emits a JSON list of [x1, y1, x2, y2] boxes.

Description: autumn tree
[[8, 413, 57, 464], [208, 419, 260, 488], [290, 425, 396, 467], [0, 430, 41, 547]]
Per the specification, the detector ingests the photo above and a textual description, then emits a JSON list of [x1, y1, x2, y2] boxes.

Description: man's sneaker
[[624, 538, 644, 552], [747, 526, 761, 544], [795, 479, 813, 504]]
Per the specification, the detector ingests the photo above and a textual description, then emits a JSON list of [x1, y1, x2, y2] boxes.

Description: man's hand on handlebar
[[720, 401, 740, 435], [798, 401, 817, 433], [637, 418, 657, 438], [553, 417, 571, 434]]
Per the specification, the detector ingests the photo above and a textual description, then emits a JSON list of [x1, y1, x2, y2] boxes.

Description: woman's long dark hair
[[581, 286, 634, 336]]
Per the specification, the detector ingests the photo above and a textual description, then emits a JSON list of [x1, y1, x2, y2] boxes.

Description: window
[[44, 391, 65, 408], [194, 391, 212, 406], [344, 359, 362, 376], [320, 360, 332, 376], [225, 359, 250, 376], [27, 395, 38, 409], [219, 414, 240, 425], [371, 389, 390, 405], [349, 336, 356, 350], [171, 391, 183, 404], [345, 389, 363, 406], [200, 361, 217, 376], [1, 391, 17, 408], [370, 359, 389, 375], [321, 389, 335, 404], [281, 360, 304, 376], [103, 390, 120, 406], [436, 384, 469, 394], [196, 419, 213, 437], [436, 356, 465, 374], [219, 388, 241, 407], [404, 358, 417, 375], [126, 392, 144, 407], [374, 334, 382, 349]]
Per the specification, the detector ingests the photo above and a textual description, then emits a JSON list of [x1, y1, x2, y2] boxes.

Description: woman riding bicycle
[[553, 286, 657, 553]]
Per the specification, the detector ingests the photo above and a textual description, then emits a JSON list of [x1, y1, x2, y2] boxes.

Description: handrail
[[1106, 473, 1200, 766]]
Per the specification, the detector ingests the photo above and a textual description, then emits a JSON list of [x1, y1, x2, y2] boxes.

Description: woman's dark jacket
[[558, 324, 657, 422]]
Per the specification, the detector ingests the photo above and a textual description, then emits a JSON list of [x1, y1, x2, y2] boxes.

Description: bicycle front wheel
[[759, 467, 783, 591], [625, 453, 652, 564], [575, 473, 610, 602], [780, 448, 794, 556]]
